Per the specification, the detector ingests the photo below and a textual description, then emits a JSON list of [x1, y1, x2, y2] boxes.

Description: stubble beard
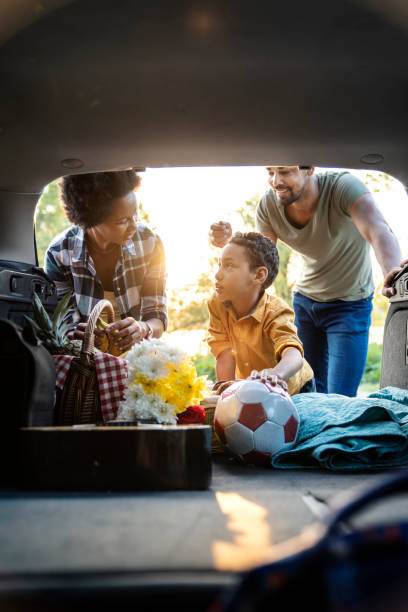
[[274, 180, 307, 207]]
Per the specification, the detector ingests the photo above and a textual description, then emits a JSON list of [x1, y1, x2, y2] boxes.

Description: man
[[210, 166, 402, 396]]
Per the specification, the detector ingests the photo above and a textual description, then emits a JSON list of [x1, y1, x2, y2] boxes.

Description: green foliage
[[195, 266, 217, 294], [167, 250, 218, 332], [361, 342, 382, 384], [371, 291, 388, 326], [138, 201, 155, 228], [167, 301, 209, 332], [35, 180, 70, 267], [274, 243, 293, 306], [359, 170, 395, 193], [24, 291, 81, 356], [236, 196, 257, 228], [193, 352, 216, 382]]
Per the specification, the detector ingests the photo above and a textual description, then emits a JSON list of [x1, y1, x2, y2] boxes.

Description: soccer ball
[[214, 379, 299, 466]]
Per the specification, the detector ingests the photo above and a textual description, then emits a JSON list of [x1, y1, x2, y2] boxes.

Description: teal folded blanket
[[271, 386, 408, 471]]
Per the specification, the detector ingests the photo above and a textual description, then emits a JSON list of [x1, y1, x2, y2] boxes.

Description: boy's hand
[[212, 379, 235, 395], [249, 369, 288, 392]]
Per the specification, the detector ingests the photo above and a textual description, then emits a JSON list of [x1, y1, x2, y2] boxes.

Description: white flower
[[117, 338, 200, 425], [117, 383, 178, 424], [125, 338, 186, 382]]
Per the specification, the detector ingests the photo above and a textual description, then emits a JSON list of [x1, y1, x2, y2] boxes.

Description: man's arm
[[260, 228, 278, 244], [350, 194, 402, 297]]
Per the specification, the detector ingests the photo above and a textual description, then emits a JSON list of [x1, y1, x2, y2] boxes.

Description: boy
[[207, 232, 314, 395]]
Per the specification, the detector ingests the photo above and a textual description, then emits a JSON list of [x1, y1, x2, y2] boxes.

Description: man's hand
[[249, 369, 288, 392], [209, 221, 232, 248], [106, 317, 148, 351], [382, 267, 401, 298], [382, 258, 408, 298]]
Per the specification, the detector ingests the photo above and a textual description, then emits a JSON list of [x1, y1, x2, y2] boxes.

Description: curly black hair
[[229, 231, 279, 290], [60, 169, 141, 228]]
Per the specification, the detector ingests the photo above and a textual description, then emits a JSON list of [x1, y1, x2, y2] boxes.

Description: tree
[[237, 195, 294, 305], [166, 251, 218, 332], [35, 180, 69, 267], [138, 201, 154, 227]]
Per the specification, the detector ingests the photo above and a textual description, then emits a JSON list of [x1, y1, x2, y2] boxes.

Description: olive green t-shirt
[[256, 171, 374, 302]]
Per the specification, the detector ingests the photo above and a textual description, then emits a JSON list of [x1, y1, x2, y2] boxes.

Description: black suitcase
[[380, 264, 408, 389], [0, 319, 56, 487], [0, 260, 58, 326], [0, 261, 57, 487]]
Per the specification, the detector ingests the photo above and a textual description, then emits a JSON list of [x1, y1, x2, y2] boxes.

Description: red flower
[[177, 404, 206, 424]]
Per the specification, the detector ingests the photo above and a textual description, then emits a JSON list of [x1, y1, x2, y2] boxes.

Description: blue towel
[[271, 386, 408, 471]]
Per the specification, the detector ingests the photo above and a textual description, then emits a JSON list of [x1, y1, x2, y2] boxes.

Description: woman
[[45, 169, 167, 352]]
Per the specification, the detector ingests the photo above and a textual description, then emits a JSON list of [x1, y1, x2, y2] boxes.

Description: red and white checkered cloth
[[53, 353, 129, 422]]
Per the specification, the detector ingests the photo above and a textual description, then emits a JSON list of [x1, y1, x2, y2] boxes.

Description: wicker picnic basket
[[53, 299, 114, 425], [202, 397, 225, 454]]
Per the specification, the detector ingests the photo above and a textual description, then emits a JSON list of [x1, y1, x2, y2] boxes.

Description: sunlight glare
[[213, 491, 273, 571]]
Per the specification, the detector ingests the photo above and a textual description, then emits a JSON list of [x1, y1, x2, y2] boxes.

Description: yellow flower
[[123, 342, 208, 420]]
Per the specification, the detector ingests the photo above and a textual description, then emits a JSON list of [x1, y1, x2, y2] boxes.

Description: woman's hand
[[249, 369, 288, 392], [67, 322, 107, 348], [93, 326, 106, 349], [105, 317, 148, 351], [67, 322, 87, 341]]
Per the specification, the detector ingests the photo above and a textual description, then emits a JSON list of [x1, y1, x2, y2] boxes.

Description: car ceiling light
[[360, 153, 384, 165], [61, 158, 84, 169]]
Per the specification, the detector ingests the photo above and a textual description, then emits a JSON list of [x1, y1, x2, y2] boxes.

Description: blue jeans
[[293, 292, 373, 397]]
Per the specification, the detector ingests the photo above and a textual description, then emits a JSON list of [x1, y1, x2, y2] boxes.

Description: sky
[[137, 166, 266, 292], [136, 166, 408, 295]]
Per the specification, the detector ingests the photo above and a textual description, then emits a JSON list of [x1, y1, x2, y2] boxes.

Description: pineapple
[[24, 292, 82, 356]]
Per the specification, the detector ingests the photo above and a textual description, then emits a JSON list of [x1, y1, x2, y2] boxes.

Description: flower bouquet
[[116, 338, 208, 425]]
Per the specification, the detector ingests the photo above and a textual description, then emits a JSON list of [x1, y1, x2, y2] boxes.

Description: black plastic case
[[380, 264, 408, 389], [0, 260, 58, 327]]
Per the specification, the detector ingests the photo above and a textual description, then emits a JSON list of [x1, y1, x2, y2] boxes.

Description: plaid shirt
[[45, 223, 167, 329]]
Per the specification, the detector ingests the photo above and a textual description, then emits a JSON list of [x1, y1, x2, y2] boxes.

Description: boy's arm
[[250, 347, 303, 391], [216, 348, 236, 380], [269, 346, 303, 379], [207, 297, 235, 393], [212, 348, 236, 394]]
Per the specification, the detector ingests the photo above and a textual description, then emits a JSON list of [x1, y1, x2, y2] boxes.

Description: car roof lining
[[0, 0, 407, 193]]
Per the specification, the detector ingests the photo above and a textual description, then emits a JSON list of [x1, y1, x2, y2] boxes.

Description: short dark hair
[[60, 169, 141, 228], [229, 231, 279, 290]]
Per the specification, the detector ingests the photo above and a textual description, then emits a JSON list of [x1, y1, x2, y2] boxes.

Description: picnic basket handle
[[81, 299, 115, 357]]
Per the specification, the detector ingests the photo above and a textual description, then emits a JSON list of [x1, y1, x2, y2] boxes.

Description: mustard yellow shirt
[[207, 292, 314, 396]]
